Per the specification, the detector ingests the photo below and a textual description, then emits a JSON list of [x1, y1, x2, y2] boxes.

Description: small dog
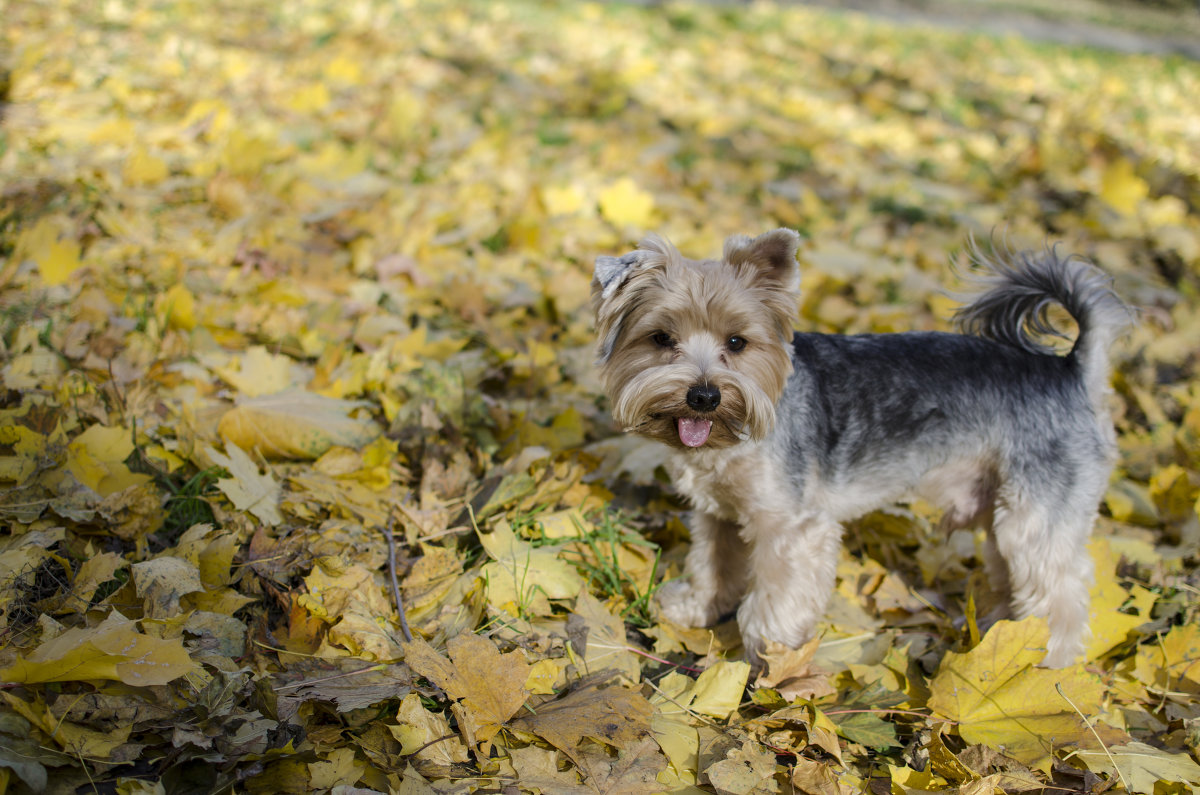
[[592, 229, 1131, 667]]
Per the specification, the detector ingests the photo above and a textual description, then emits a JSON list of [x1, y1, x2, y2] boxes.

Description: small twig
[[384, 512, 413, 642], [251, 640, 322, 658], [822, 707, 949, 722], [410, 733, 458, 757], [1056, 682, 1128, 792], [272, 665, 385, 691], [623, 646, 706, 675]]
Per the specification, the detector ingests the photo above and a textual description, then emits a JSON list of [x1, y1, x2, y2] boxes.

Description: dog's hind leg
[[991, 484, 1095, 668], [658, 512, 748, 629]]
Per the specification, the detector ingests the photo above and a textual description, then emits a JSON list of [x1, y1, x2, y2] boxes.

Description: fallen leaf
[[218, 390, 381, 460], [928, 618, 1104, 771], [205, 442, 283, 526], [755, 638, 835, 703], [402, 633, 529, 747], [567, 589, 642, 682], [690, 660, 751, 722], [514, 673, 654, 771], [0, 611, 197, 686], [1072, 741, 1200, 791]]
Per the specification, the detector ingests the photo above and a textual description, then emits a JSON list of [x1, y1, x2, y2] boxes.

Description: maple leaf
[[217, 390, 382, 461], [403, 633, 529, 749], [928, 618, 1105, 772], [0, 611, 198, 686], [513, 672, 654, 773], [204, 442, 283, 526]]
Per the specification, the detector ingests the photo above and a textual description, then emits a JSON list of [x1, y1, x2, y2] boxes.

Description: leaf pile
[[2, 1, 1200, 793]]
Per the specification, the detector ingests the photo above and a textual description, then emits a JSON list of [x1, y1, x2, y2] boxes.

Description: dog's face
[[592, 229, 800, 450]]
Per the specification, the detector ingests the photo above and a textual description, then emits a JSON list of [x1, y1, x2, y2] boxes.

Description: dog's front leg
[[657, 512, 748, 628], [737, 514, 843, 664]]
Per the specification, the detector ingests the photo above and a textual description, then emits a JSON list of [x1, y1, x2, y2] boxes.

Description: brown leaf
[[755, 639, 836, 703], [513, 673, 654, 772], [403, 633, 529, 747]]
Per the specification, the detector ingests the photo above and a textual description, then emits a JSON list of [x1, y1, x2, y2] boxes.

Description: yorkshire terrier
[[592, 229, 1131, 667]]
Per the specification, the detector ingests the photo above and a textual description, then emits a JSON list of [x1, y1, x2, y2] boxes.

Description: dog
[[591, 229, 1131, 667]]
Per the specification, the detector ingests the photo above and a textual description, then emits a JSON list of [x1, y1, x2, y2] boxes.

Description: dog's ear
[[592, 251, 648, 302], [723, 228, 800, 285], [593, 234, 678, 301]]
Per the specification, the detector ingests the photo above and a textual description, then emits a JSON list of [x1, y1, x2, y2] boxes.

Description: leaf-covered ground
[[2, 1, 1200, 793]]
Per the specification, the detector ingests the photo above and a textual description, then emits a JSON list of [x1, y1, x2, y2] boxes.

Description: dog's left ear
[[724, 228, 800, 285]]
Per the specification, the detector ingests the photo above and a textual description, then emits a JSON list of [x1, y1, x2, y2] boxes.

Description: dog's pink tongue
[[678, 418, 713, 447]]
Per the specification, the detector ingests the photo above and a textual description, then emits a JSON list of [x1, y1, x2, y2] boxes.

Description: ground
[[1, 1, 1200, 793]]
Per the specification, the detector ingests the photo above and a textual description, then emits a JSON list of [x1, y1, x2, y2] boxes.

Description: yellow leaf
[[525, 658, 562, 695], [65, 424, 152, 497], [927, 618, 1104, 771], [131, 557, 204, 619], [215, 345, 303, 397], [650, 672, 700, 782], [542, 183, 587, 216], [1135, 623, 1200, 695], [1099, 158, 1149, 216], [19, 217, 82, 287], [71, 552, 124, 606], [325, 55, 363, 85], [156, 283, 197, 331], [570, 590, 642, 682], [287, 82, 331, 113], [1104, 478, 1159, 526], [0, 424, 47, 484], [1149, 463, 1197, 521], [218, 390, 381, 461], [123, 148, 169, 186], [390, 693, 470, 765], [204, 442, 283, 526], [1073, 741, 1200, 790], [308, 747, 365, 790], [689, 660, 751, 721], [599, 177, 656, 228], [0, 611, 197, 686], [1086, 539, 1155, 659], [478, 519, 584, 616]]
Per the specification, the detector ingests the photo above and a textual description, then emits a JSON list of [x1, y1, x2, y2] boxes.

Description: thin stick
[[623, 646, 705, 675], [1056, 682, 1127, 791], [384, 513, 414, 642], [822, 707, 951, 723], [272, 665, 386, 691]]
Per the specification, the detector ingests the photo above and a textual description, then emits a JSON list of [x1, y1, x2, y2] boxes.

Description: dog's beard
[[608, 364, 777, 450]]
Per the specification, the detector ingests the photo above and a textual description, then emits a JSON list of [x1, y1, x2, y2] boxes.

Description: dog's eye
[[651, 332, 675, 348], [727, 335, 747, 352]]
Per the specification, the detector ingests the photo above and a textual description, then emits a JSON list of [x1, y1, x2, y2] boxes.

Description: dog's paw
[[736, 593, 816, 671], [1039, 630, 1086, 669], [657, 578, 722, 628]]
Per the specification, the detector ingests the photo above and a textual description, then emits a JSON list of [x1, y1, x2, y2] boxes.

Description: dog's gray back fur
[[773, 247, 1131, 520]]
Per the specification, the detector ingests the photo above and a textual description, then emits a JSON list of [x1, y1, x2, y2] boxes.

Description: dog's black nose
[[686, 384, 721, 412]]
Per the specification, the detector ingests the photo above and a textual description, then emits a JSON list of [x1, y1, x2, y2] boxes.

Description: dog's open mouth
[[677, 417, 713, 447]]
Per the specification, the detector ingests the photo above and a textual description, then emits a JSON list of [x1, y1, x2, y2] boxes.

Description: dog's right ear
[[593, 251, 648, 302]]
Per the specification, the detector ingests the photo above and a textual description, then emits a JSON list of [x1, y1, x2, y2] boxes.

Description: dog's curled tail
[[953, 243, 1134, 410]]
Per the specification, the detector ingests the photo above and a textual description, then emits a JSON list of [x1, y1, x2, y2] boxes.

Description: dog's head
[[591, 229, 799, 450]]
